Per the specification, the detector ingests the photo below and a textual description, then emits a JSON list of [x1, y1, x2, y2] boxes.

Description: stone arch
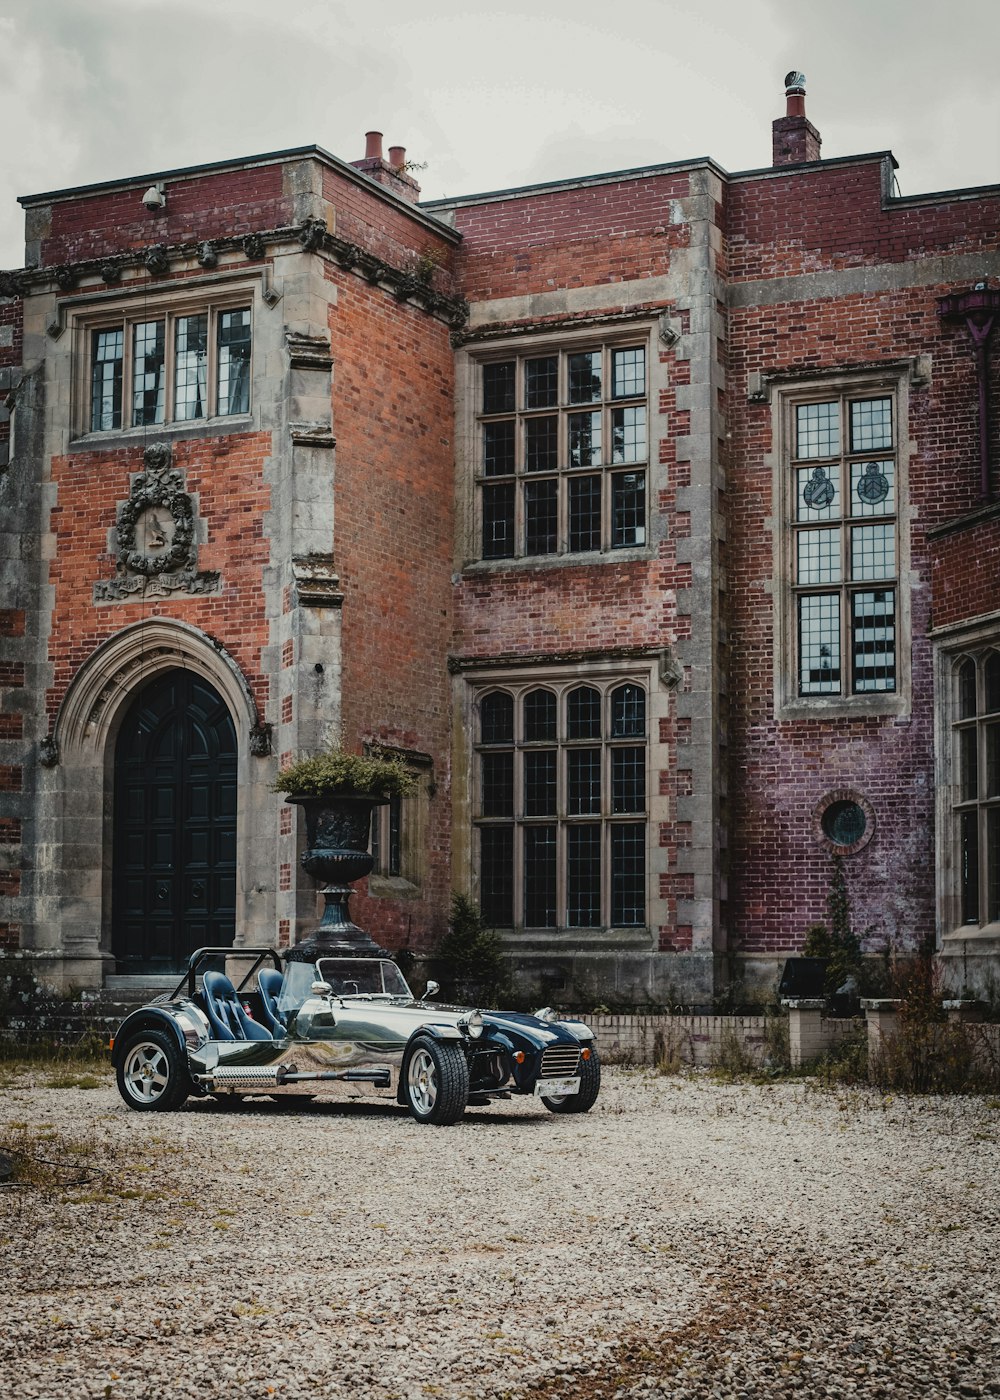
[[44, 620, 275, 986], [53, 618, 261, 759]]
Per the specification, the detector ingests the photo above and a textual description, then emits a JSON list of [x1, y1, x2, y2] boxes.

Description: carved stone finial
[[143, 441, 173, 475], [298, 219, 326, 252], [196, 241, 218, 269], [39, 736, 59, 768], [242, 233, 265, 260], [54, 266, 77, 291], [249, 721, 273, 757], [100, 261, 122, 285], [143, 244, 169, 275]]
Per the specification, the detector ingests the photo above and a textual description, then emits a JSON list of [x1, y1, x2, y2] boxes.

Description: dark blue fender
[[395, 1022, 464, 1104], [110, 1007, 187, 1068]]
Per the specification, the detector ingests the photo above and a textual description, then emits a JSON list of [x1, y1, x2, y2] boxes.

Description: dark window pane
[[480, 692, 513, 744], [524, 826, 557, 927], [524, 689, 556, 742], [482, 482, 515, 558], [850, 397, 892, 452], [569, 411, 602, 467], [851, 590, 896, 693], [175, 314, 208, 421], [481, 753, 513, 817], [961, 810, 980, 924], [611, 748, 645, 813], [567, 824, 601, 927], [483, 361, 515, 415], [797, 527, 841, 584], [217, 308, 251, 415], [611, 684, 645, 738], [525, 356, 558, 409], [960, 726, 979, 802], [483, 420, 515, 476], [821, 800, 866, 846], [569, 475, 601, 552], [799, 595, 841, 695], [958, 659, 977, 719], [91, 328, 123, 431], [387, 793, 401, 876], [132, 319, 165, 426], [612, 471, 645, 547], [989, 809, 1000, 923], [370, 807, 380, 868], [480, 827, 514, 926], [567, 686, 601, 740], [568, 748, 601, 815], [986, 654, 1000, 714], [568, 351, 602, 403], [525, 416, 558, 472], [796, 401, 840, 459], [988, 725, 1000, 798], [611, 824, 645, 925], [611, 408, 646, 464], [524, 479, 557, 556], [524, 751, 556, 816], [611, 346, 645, 399]]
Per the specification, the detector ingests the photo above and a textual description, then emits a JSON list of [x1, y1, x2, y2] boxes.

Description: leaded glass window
[[473, 678, 647, 929], [951, 650, 1000, 929], [87, 303, 251, 432], [790, 391, 898, 696], [476, 340, 648, 559]]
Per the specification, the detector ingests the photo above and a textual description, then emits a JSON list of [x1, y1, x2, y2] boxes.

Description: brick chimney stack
[[350, 130, 421, 203], [772, 71, 822, 166]]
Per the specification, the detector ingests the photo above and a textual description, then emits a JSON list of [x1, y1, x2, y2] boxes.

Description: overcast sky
[[2, 0, 999, 269]]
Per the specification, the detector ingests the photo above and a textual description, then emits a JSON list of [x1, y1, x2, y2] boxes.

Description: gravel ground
[[1, 1068, 999, 1400]]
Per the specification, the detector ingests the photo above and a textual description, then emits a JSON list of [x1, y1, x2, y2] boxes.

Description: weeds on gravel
[[0, 1123, 107, 1194]]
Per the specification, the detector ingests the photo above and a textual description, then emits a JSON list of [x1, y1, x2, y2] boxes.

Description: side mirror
[[423, 980, 440, 1001], [310, 980, 332, 997]]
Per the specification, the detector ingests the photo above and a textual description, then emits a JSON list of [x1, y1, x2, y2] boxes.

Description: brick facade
[[1, 90, 998, 1000]]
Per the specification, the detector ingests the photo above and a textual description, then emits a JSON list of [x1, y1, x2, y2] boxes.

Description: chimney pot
[[364, 130, 384, 161], [773, 71, 821, 167], [388, 145, 406, 170]]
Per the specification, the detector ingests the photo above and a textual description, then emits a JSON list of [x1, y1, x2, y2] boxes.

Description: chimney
[[772, 71, 822, 167], [349, 130, 421, 203]]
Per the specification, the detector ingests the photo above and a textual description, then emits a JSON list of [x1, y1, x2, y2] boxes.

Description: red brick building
[[2, 79, 998, 1002]]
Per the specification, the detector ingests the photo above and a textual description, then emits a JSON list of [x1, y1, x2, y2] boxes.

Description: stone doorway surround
[[35, 618, 275, 991]]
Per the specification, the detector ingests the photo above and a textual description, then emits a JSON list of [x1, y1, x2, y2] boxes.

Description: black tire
[[542, 1045, 601, 1114], [404, 1036, 469, 1126], [116, 1029, 191, 1112]]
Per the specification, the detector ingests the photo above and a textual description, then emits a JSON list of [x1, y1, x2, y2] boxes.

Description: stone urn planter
[[286, 793, 387, 961], [270, 749, 417, 964]]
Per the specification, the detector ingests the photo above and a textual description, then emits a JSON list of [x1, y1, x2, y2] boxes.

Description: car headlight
[[463, 1009, 485, 1039]]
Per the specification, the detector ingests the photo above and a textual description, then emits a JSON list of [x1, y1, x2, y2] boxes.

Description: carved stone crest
[[95, 443, 221, 603]]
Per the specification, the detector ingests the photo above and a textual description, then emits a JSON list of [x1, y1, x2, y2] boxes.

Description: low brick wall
[[582, 1013, 768, 1067]]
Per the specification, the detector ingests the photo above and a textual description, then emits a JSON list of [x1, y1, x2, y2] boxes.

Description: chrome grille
[[540, 1044, 581, 1079]]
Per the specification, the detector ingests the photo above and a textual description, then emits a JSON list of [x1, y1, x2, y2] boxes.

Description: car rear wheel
[[405, 1037, 469, 1125], [117, 1029, 191, 1112], [542, 1045, 601, 1114]]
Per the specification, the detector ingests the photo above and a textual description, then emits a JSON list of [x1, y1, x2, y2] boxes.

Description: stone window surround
[[934, 624, 1000, 942], [365, 745, 433, 901], [767, 365, 914, 721], [458, 656, 663, 948], [454, 318, 665, 572], [66, 274, 261, 442]]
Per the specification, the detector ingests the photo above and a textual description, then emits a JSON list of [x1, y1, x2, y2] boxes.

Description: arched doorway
[[112, 669, 237, 974]]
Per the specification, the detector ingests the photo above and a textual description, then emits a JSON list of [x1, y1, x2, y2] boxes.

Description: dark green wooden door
[[113, 670, 237, 974]]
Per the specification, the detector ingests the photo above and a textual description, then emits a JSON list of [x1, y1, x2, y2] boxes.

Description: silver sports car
[[111, 947, 601, 1126]]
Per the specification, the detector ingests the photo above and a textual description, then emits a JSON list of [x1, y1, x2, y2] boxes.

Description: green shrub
[[428, 895, 510, 1006]]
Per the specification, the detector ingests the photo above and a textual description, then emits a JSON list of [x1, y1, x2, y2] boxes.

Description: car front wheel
[[542, 1045, 601, 1114], [117, 1029, 191, 1112], [404, 1037, 469, 1125]]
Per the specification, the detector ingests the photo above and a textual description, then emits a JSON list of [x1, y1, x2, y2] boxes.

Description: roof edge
[[18, 144, 461, 243]]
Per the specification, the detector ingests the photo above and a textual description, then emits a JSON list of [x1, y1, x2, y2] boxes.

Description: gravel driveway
[[1, 1069, 998, 1400]]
